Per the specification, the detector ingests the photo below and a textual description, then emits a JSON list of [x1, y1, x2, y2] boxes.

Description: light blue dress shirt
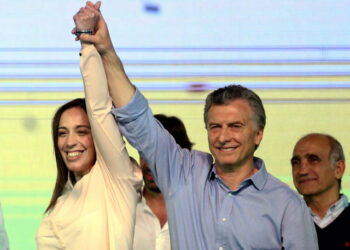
[[113, 89, 318, 250]]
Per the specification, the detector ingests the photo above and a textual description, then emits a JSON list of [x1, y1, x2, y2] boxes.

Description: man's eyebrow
[[228, 121, 245, 126], [290, 156, 300, 162], [208, 122, 220, 126], [306, 153, 320, 158]]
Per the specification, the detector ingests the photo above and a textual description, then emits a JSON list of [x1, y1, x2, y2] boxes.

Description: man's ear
[[334, 160, 345, 180], [254, 129, 264, 145]]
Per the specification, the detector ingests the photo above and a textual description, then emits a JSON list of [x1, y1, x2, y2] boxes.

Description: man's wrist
[[101, 49, 119, 63]]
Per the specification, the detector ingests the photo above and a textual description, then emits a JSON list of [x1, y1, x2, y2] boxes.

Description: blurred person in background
[[133, 114, 194, 250], [0, 202, 9, 250]]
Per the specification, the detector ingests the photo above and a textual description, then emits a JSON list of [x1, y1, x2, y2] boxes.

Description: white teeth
[[221, 148, 234, 151], [68, 152, 82, 157]]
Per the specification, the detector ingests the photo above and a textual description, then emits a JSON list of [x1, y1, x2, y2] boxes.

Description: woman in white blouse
[[36, 4, 142, 249]]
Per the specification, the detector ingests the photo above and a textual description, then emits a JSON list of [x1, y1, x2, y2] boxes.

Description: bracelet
[[75, 30, 93, 36]]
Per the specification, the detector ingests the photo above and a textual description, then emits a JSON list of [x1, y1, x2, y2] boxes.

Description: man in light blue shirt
[[113, 88, 318, 249], [77, 2, 318, 249]]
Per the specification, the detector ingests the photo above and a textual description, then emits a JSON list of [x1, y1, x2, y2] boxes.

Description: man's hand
[[72, 1, 114, 56], [73, 2, 99, 36]]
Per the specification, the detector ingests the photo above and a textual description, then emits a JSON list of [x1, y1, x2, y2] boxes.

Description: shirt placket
[[215, 188, 235, 250]]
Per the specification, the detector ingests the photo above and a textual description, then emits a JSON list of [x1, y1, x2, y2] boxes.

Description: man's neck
[[143, 188, 168, 228], [216, 160, 258, 191], [304, 191, 340, 219]]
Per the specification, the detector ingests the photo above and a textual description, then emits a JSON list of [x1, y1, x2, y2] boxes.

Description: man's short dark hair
[[204, 84, 266, 131]]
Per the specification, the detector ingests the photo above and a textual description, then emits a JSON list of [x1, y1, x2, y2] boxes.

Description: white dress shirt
[[133, 195, 170, 250]]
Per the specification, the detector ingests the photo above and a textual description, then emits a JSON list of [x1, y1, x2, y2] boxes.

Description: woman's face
[[57, 107, 96, 178]]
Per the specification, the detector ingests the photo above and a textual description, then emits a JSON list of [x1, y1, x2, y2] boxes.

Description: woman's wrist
[[80, 41, 92, 49]]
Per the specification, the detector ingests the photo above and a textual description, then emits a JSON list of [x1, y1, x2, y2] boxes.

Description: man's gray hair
[[327, 135, 345, 168], [204, 84, 266, 131], [325, 135, 344, 190]]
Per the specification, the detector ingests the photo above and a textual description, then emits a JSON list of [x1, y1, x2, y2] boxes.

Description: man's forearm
[[101, 48, 136, 108]]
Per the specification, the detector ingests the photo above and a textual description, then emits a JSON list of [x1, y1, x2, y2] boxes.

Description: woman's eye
[[58, 131, 67, 136], [77, 130, 89, 135]]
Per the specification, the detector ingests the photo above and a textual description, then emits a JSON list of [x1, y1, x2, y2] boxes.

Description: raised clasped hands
[[73, 1, 114, 56], [73, 1, 100, 38]]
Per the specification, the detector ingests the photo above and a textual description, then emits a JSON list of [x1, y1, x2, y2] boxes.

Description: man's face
[[207, 99, 263, 170], [140, 157, 161, 193], [291, 135, 342, 197]]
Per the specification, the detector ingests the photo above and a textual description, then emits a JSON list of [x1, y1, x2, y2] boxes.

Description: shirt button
[[222, 218, 226, 222], [219, 247, 223, 250]]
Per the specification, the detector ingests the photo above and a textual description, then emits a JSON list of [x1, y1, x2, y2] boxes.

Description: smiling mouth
[[66, 151, 84, 160], [218, 146, 238, 152], [298, 178, 317, 184]]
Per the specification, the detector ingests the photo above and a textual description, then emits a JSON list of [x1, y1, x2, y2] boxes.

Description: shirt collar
[[139, 189, 161, 216], [61, 171, 74, 196], [311, 194, 348, 228], [250, 157, 268, 190], [311, 194, 349, 216], [140, 194, 150, 210], [208, 157, 268, 191], [67, 171, 75, 189], [314, 194, 349, 216]]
